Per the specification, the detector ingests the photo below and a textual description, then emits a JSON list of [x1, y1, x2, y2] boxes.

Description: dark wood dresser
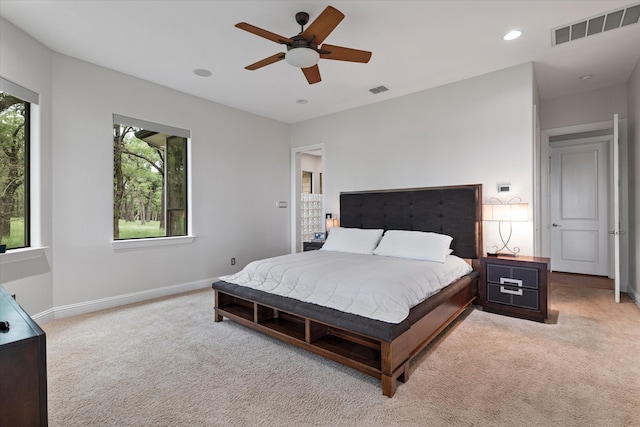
[[0, 285, 48, 426]]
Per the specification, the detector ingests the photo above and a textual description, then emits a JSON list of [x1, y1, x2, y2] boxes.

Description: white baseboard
[[33, 308, 55, 324], [32, 278, 217, 323], [628, 285, 640, 310]]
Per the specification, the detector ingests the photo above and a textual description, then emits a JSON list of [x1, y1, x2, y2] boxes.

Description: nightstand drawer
[[487, 283, 539, 311], [487, 264, 539, 290]]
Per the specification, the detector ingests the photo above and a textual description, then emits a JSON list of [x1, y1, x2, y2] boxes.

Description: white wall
[[0, 18, 53, 315], [1, 18, 292, 317], [291, 63, 537, 256], [50, 54, 291, 310], [628, 57, 640, 303], [540, 84, 628, 130]]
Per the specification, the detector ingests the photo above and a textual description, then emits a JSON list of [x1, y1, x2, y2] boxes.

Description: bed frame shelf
[[312, 334, 382, 370], [214, 274, 477, 397], [216, 295, 253, 322], [216, 292, 382, 371], [259, 316, 306, 342]]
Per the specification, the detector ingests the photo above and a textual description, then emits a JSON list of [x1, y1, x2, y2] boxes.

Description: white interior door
[[550, 140, 609, 276]]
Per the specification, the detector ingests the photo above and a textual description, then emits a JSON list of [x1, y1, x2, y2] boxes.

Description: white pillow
[[372, 230, 453, 263], [320, 227, 384, 254]]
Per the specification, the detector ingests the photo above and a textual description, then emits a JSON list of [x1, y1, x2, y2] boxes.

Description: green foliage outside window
[[113, 122, 187, 240], [0, 91, 29, 250]]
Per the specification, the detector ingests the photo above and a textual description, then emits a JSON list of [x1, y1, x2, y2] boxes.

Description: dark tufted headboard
[[339, 184, 483, 259]]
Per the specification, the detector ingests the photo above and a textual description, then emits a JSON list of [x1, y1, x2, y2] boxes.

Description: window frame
[[0, 77, 38, 252], [111, 114, 192, 248]]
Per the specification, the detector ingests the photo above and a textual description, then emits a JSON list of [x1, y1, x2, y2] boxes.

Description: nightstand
[[303, 241, 324, 251], [479, 255, 549, 322]]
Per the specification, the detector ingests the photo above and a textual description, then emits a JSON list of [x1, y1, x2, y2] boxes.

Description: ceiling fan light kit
[[236, 5, 371, 84], [285, 48, 320, 68]]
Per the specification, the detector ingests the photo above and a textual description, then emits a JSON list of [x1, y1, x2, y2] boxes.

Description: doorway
[[290, 144, 325, 253], [539, 118, 629, 298]]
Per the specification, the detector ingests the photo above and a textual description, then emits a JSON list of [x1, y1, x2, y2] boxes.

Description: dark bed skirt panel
[[212, 271, 478, 343]]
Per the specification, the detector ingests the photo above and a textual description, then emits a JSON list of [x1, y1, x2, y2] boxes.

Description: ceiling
[[1, 1, 639, 124]]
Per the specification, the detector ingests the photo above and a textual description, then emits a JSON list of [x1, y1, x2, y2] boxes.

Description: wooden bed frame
[[213, 184, 483, 397]]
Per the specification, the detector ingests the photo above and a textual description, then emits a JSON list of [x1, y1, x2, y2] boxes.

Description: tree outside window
[[0, 91, 29, 250], [113, 117, 188, 240]]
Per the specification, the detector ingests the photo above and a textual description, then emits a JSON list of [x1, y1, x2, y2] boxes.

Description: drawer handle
[[500, 286, 523, 296], [500, 277, 523, 287], [499, 278, 523, 296]]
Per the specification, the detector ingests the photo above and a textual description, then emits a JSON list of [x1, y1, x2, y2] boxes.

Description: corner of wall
[[628, 56, 640, 298]]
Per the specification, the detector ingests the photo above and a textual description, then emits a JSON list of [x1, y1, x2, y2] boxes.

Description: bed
[[212, 184, 483, 397]]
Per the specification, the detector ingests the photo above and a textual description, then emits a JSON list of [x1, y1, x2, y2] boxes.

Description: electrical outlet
[[231, 257, 236, 266]]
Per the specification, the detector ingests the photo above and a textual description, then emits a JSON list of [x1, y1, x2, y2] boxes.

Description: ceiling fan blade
[[235, 22, 292, 45], [320, 44, 372, 63], [301, 6, 345, 45], [302, 65, 322, 84], [245, 53, 285, 70]]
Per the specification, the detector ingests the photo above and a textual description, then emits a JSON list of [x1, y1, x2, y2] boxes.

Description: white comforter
[[219, 251, 472, 324]]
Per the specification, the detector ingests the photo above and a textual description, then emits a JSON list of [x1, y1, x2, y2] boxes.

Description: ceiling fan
[[235, 5, 372, 84]]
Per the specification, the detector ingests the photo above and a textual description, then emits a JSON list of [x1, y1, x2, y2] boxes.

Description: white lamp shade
[[325, 217, 339, 231], [285, 48, 320, 68], [483, 203, 528, 222]]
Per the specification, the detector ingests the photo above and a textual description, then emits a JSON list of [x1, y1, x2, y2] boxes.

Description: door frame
[[290, 143, 325, 254], [538, 119, 629, 292]]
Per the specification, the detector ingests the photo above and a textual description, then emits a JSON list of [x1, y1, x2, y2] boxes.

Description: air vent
[[369, 85, 388, 94], [552, 3, 640, 46]]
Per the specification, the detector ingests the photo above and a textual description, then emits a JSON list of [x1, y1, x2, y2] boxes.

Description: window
[[113, 114, 189, 240], [0, 78, 36, 250]]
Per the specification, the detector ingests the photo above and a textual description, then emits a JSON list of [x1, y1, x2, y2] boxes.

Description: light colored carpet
[[43, 283, 640, 426]]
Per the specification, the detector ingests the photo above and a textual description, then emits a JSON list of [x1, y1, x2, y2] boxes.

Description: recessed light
[[579, 74, 593, 81], [193, 68, 212, 77], [503, 30, 522, 41], [296, 99, 309, 104]]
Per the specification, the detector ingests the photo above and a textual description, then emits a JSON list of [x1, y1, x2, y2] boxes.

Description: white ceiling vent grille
[[552, 3, 640, 46]]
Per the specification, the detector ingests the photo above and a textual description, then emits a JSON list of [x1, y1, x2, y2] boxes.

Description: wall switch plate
[[497, 183, 511, 193], [277, 201, 287, 208]]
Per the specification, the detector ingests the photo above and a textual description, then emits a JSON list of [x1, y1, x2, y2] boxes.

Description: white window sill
[[111, 236, 195, 252], [0, 247, 48, 264]]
